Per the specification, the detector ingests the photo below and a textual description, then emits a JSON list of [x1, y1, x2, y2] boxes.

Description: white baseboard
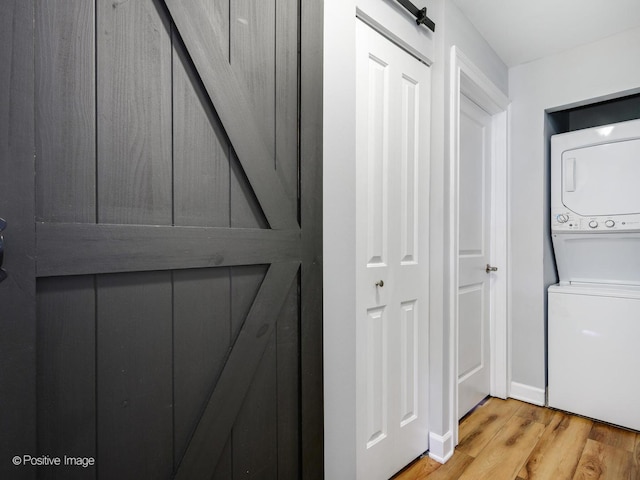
[[509, 381, 546, 406], [428, 430, 454, 464]]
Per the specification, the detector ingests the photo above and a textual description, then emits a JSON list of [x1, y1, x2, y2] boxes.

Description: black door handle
[[0, 218, 6, 283]]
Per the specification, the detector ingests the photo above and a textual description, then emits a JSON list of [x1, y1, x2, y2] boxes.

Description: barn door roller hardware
[[395, 0, 436, 32]]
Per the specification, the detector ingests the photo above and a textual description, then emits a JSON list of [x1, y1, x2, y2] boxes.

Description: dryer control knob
[[588, 220, 598, 229], [605, 220, 615, 228], [556, 214, 569, 223]]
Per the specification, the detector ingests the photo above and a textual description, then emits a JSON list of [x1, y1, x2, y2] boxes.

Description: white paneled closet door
[[355, 19, 431, 480]]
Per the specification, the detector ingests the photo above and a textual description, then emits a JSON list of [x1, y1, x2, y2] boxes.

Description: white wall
[[323, 0, 507, 475], [508, 26, 640, 396]]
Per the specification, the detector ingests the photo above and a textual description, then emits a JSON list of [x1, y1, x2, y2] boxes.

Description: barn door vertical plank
[[35, 0, 96, 224], [97, 272, 173, 480], [273, 5, 305, 473], [37, 277, 96, 480], [300, 0, 325, 477], [228, 265, 278, 480], [230, 0, 276, 166], [277, 275, 302, 479], [210, 264, 270, 477], [173, 268, 231, 468], [211, 441, 233, 480], [172, 3, 231, 228], [230, 150, 270, 229], [34, 5, 98, 473], [228, 0, 278, 230], [232, 334, 278, 478], [0, 1, 36, 478], [96, 0, 173, 225], [276, 0, 300, 214]]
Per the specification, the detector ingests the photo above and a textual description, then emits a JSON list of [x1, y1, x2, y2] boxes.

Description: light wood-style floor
[[393, 397, 640, 480]]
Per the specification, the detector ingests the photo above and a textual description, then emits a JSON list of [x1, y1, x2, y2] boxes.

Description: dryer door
[[562, 138, 640, 216]]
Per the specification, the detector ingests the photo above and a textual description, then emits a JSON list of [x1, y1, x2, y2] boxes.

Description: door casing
[[448, 46, 509, 446]]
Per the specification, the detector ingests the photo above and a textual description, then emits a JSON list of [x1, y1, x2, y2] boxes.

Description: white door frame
[[448, 46, 510, 445]]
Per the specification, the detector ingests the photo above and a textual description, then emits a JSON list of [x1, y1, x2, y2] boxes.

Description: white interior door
[[457, 93, 493, 420], [355, 20, 431, 480]]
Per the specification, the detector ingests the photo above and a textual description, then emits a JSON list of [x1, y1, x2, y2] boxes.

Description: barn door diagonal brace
[[395, 0, 436, 32]]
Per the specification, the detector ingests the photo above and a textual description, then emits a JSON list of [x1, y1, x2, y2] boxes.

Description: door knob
[[486, 264, 498, 274], [375, 280, 384, 287], [0, 218, 6, 283]]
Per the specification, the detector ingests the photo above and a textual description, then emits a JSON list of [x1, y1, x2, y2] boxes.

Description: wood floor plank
[[633, 435, 640, 477], [589, 423, 637, 452], [393, 455, 441, 479], [515, 401, 556, 427], [518, 411, 593, 480], [395, 399, 640, 480], [457, 397, 521, 457], [393, 451, 474, 480], [422, 453, 475, 480], [457, 416, 545, 480], [572, 439, 635, 480]]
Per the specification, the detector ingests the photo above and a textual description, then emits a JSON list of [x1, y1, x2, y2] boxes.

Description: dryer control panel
[[552, 211, 640, 233]]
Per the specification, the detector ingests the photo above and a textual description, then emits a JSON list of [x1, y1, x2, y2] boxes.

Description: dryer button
[[588, 220, 598, 229], [605, 220, 615, 228]]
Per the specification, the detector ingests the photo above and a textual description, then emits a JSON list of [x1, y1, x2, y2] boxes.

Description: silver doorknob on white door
[[375, 280, 384, 287], [486, 264, 498, 274]]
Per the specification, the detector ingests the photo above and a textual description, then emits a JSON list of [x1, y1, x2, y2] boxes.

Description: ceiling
[[451, 0, 640, 67]]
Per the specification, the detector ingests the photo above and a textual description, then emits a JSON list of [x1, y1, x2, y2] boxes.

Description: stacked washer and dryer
[[548, 118, 640, 431]]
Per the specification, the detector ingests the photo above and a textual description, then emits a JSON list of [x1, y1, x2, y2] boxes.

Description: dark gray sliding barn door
[[0, 0, 322, 479]]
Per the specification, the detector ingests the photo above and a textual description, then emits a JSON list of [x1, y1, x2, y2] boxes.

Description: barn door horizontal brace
[[395, 0, 436, 32]]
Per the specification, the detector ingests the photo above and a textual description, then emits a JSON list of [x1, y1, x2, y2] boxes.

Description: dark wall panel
[[97, 272, 173, 480], [35, 0, 96, 223], [96, 0, 172, 225], [37, 276, 96, 480]]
